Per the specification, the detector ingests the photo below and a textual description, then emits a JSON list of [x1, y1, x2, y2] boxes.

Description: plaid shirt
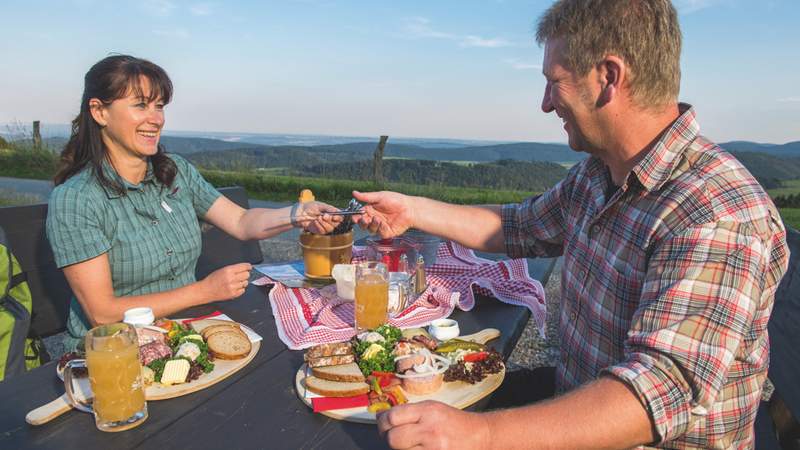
[[502, 105, 788, 449]]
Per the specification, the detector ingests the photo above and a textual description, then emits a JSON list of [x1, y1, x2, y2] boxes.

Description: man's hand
[[292, 201, 342, 234], [200, 262, 252, 301], [377, 401, 490, 450], [352, 190, 415, 238]]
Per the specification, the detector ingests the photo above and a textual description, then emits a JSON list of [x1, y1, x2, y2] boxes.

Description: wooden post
[[32, 121, 41, 150], [373, 135, 388, 187]]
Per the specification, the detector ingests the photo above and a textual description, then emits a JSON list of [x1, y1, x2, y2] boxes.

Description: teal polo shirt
[[46, 154, 222, 349]]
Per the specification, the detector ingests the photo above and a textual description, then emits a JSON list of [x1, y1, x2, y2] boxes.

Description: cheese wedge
[[160, 359, 190, 385]]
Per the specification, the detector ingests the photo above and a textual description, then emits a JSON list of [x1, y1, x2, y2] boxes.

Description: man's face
[[541, 38, 601, 153]]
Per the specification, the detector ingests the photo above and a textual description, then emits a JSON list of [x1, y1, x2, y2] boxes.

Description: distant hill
[[730, 151, 800, 189], [295, 159, 568, 192], [721, 141, 800, 157]]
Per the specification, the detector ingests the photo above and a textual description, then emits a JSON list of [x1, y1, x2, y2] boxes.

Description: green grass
[[779, 208, 800, 231], [200, 169, 533, 205], [768, 179, 800, 198]]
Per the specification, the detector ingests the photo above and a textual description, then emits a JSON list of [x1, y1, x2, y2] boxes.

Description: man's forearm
[[409, 196, 506, 253], [483, 376, 655, 450]]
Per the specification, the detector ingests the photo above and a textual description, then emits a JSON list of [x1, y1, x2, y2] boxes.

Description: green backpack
[[0, 225, 46, 381]]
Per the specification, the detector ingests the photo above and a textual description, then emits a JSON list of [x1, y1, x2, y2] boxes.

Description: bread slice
[[207, 330, 252, 360], [201, 323, 242, 340], [190, 318, 239, 334], [304, 342, 352, 361], [306, 354, 356, 368], [204, 325, 248, 343], [305, 376, 369, 397], [311, 362, 365, 383]]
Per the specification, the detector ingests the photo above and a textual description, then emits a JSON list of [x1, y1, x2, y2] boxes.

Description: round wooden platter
[[294, 328, 505, 424], [28, 320, 260, 425], [295, 364, 505, 424]]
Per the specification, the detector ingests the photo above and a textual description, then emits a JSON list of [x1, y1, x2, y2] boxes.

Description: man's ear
[[596, 55, 626, 106], [88, 99, 107, 127]]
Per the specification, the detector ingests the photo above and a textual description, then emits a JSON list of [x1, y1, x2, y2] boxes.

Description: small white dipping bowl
[[428, 318, 460, 341]]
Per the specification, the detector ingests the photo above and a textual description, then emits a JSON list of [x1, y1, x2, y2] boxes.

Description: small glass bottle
[[415, 254, 427, 295]]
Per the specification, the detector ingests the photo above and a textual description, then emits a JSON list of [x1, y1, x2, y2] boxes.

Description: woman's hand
[[292, 201, 343, 234], [352, 190, 415, 238], [200, 262, 252, 301]]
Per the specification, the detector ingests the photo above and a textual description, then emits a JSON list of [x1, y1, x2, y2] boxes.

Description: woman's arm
[[62, 253, 251, 326], [203, 195, 342, 241]]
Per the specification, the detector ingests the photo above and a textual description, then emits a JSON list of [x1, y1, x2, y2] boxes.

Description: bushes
[[0, 148, 58, 180]]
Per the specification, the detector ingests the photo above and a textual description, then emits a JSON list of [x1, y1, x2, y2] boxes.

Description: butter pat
[[161, 359, 190, 385]]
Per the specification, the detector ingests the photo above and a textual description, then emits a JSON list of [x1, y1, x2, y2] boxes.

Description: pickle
[[434, 340, 484, 353]]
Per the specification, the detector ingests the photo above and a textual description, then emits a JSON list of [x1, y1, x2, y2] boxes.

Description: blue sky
[[1, 0, 798, 143]]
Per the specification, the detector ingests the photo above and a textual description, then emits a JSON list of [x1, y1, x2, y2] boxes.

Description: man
[[352, 0, 789, 448]]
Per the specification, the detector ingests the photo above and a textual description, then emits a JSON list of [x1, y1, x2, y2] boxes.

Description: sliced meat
[[135, 327, 166, 346], [139, 341, 172, 366], [395, 353, 426, 373], [412, 335, 437, 351]]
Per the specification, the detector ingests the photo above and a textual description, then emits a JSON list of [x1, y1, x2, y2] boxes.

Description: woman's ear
[[88, 99, 107, 127]]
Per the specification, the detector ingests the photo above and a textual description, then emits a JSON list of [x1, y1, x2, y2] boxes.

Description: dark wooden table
[[0, 257, 556, 450]]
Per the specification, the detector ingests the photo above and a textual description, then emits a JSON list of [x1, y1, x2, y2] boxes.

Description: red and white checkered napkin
[[258, 241, 546, 350]]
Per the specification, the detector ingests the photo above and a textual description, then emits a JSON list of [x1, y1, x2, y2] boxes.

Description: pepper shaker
[[415, 254, 427, 295]]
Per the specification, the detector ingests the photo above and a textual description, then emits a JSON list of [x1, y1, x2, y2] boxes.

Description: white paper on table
[[210, 313, 263, 343], [253, 262, 305, 285]]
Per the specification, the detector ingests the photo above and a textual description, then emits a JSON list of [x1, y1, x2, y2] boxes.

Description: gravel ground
[[507, 257, 562, 371]]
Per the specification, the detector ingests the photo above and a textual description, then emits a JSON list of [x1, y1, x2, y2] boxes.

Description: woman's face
[[92, 77, 165, 160]]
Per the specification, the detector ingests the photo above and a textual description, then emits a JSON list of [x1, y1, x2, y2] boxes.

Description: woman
[[47, 55, 340, 350]]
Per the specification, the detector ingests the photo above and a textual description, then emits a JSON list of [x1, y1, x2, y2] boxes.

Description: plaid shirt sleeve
[[502, 170, 577, 259], [170, 154, 222, 217], [601, 220, 771, 443]]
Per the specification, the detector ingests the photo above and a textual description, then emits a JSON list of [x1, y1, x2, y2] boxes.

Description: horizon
[[1, 1, 798, 144]]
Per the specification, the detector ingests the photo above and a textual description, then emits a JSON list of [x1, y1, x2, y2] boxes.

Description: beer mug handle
[[63, 359, 93, 413]]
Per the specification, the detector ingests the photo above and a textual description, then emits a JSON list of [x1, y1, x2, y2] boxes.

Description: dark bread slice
[[306, 354, 356, 368]]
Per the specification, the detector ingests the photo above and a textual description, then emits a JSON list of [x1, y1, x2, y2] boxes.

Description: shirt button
[[569, 311, 577, 322], [591, 224, 601, 235], [169, 276, 175, 281], [166, 249, 173, 256], [151, 220, 159, 226]]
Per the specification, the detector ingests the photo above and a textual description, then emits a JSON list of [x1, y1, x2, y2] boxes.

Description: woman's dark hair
[[54, 55, 177, 192]]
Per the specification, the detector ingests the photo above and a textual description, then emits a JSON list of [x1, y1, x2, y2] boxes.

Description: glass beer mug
[[63, 323, 148, 432], [354, 261, 389, 331]]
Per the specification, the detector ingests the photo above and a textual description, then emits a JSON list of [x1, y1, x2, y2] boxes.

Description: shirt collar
[[628, 103, 699, 192], [98, 158, 156, 199]]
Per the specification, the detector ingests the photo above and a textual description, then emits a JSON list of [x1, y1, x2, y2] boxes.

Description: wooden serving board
[[27, 321, 260, 425], [295, 364, 504, 424], [294, 327, 504, 424]]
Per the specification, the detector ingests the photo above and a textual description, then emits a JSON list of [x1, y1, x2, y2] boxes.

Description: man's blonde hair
[[536, 0, 681, 108]]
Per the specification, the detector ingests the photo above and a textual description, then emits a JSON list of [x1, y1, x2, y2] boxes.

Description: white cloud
[[401, 17, 512, 48], [152, 28, 190, 39], [190, 2, 213, 16], [142, 0, 176, 17], [777, 97, 800, 103], [504, 58, 541, 70], [460, 35, 511, 48]]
